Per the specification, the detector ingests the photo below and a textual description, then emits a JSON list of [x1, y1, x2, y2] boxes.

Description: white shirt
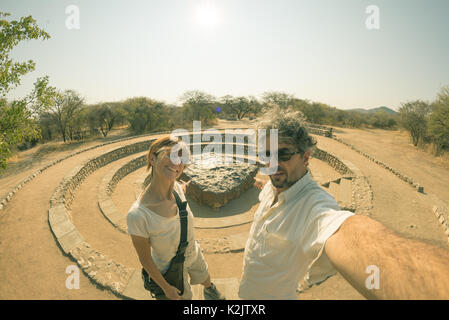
[[238, 172, 354, 300], [126, 182, 200, 273]]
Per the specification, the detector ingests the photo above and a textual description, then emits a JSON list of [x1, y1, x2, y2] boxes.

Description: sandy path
[[334, 128, 449, 203], [315, 135, 448, 248]]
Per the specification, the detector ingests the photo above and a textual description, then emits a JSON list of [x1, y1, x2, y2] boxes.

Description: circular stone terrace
[[46, 129, 373, 299], [2, 123, 447, 300]]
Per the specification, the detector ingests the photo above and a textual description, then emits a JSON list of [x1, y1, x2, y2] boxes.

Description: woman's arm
[[324, 215, 449, 299], [130, 235, 183, 300]]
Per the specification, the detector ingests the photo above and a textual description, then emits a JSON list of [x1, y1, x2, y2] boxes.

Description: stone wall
[[97, 154, 147, 233], [48, 139, 161, 297], [50, 140, 152, 211], [312, 147, 374, 216], [0, 130, 173, 212], [312, 147, 353, 176], [305, 123, 333, 138], [108, 155, 147, 193]]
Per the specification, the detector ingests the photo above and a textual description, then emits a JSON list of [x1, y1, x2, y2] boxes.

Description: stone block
[[59, 229, 85, 254], [48, 204, 70, 226], [51, 218, 76, 239]]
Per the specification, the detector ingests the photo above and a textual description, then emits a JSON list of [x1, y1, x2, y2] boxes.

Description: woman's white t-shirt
[[126, 181, 200, 273]]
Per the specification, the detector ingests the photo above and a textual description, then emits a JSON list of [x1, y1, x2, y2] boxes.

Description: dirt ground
[[0, 121, 448, 299], [333, 127, 449, 203]]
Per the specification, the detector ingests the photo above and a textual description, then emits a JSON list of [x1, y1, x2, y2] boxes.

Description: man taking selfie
[[238, 108, 449, 300]]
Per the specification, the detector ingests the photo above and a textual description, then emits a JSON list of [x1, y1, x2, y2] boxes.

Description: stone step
[[328, 181, 340, 202], [339, 177, 352, 207], [192, 278, 240, 300], [310, 170, 324, 185]]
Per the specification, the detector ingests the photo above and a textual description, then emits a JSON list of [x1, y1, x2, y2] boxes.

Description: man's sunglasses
[[260, 148, 302, 163]]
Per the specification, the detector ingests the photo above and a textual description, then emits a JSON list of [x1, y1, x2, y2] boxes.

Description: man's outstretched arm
[[324, 214, 449, 299]]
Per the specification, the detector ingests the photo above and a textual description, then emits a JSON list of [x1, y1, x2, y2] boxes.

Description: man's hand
[[325, 215, 449, 299]]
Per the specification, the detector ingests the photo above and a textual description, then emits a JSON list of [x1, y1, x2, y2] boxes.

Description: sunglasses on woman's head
[[156, 146, 191, 165]]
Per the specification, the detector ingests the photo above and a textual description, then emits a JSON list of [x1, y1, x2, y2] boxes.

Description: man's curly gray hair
[[257, 106, 317, 155]]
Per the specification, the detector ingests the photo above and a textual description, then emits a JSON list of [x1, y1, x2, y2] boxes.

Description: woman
[[127, 136, 225, 300]]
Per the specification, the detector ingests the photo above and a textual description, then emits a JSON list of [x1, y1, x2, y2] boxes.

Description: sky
[[2, 0, 449, 110]]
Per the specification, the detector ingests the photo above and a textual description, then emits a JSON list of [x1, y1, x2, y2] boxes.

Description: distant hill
[[347, 106, 398, 115]]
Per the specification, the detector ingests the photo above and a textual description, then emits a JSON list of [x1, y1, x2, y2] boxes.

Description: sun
[[194, 3, 220, 27]]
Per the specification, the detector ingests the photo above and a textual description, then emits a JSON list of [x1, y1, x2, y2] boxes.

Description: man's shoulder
[[297, 182, 340, 220], [304, 180, 337, 204]]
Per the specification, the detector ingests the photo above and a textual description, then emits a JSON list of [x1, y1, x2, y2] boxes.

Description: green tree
[[87, 103, 124, 137], [41, 90, 84, 142], [399, 100, 431, 146], [38, 110, 58, 141], [428, 86, 449, 154], [122, 97, 166, 134], [261, 91, 295, 110], [180, 90, 216, 124], [301, 103, 326, 124], [0, 12, 53, 170], [370, 110, 398, 129], [345, 111, 365, 128], [219, 95, 259, 120]]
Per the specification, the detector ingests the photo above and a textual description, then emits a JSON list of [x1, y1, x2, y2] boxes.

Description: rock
[[181, 153, 259, 209]]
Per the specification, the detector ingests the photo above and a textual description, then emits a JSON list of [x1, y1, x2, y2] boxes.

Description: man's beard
[[269, 170, 295, 189]]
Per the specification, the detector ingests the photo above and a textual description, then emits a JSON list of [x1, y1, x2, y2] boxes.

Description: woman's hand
[[163, 285, 183, 300]]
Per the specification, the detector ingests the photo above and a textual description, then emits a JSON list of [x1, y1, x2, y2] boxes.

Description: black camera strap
[[173, 190, 188, 258]]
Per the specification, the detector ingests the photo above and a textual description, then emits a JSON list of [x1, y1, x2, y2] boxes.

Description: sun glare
[[194, 3, 220, 27]]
